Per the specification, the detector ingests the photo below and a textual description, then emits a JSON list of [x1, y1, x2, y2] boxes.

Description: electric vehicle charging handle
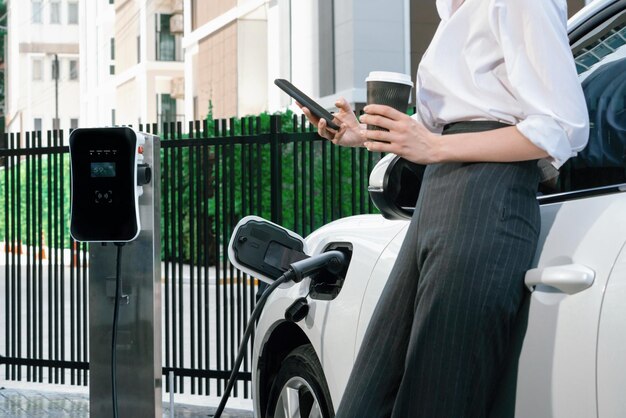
[[214, 249, 348, 417], [69, 127, 162, 418]]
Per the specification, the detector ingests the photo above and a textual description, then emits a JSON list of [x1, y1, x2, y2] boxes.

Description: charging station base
[[88, 135, 161, 417]]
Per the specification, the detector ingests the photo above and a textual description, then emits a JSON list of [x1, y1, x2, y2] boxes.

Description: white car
[[248, 1, 626, 416]]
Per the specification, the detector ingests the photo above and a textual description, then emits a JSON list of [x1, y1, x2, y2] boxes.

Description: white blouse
[[414, 0, 589, 169]]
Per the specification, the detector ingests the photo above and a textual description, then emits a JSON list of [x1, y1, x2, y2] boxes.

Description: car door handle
[[525, 264, 595, 294]]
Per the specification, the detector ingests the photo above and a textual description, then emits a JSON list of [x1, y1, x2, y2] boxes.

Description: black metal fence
[[0, 115, 383, 398]]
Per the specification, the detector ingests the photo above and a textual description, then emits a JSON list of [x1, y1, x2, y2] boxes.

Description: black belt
[[442, 121, 512, 135]]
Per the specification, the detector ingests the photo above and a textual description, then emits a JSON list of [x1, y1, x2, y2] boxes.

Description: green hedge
[[0, 107, 379, 260], [0, 154, 71, 249]]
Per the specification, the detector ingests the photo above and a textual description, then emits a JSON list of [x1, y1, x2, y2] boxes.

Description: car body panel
[[597, 242, 626, 417], [252, 215, 408, 415], [512, 192, 626, 418], [254, 189, 626, 418]]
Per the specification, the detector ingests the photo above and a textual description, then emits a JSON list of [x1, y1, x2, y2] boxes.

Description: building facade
[[7, 0, 595, 134], [6, 0, 80, 138], [114, 0, 184, 128], [183, 0, 591, 123], [183, 0, 268, 121]]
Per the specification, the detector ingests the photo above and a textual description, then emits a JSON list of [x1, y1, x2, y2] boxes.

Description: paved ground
[[0, 386, 254, 417]]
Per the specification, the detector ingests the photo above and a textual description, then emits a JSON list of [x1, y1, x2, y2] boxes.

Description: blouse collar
[[436, 0, 466, 20]]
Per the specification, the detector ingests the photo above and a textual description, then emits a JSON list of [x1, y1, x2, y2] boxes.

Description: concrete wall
[[79, 0, 116, 128], [195, 23, 238, 120], [192, 0, 237, 30], [115, 0, 140, 74], [238, 12, 268, 116]]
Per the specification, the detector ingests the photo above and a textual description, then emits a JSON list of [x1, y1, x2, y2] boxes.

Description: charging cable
[[112, 243, 125, 418], [213, 250, 347, 418], [213, 271, 293, 417]]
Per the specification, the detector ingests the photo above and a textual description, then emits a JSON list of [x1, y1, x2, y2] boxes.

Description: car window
[[542, 13, 626, 196]]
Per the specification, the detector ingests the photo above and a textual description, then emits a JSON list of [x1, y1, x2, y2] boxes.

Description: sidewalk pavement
[[0, 385, 254, 418]]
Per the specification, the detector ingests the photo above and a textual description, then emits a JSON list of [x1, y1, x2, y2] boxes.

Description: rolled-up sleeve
[[489, 0, 589, 168]]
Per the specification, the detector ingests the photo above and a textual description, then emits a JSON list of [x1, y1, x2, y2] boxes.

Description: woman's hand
[[298, 98, 365, 147], [360, 104, 550, 164], [359, 105, 442, 164]]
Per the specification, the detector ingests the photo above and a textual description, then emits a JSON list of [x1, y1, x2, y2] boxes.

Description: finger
[[302, 107, 320, 124], [335, 97, 352, 113], [318, 119, 333, 140], [364, 140, 396, 154], [361, 128, 394, 143], [363, 104, 405, 121], [360, 114, 397, 132]]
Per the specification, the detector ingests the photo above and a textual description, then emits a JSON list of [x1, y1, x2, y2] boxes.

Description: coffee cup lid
[[366, 71, 413, 87]]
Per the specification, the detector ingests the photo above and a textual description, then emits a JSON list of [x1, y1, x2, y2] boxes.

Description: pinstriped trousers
[[335, 122, 541, 418]]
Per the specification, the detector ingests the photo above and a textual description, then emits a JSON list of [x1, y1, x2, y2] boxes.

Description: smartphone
[[274, 79, 340, 130]]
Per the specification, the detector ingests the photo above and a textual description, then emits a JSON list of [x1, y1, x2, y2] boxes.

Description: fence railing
[[0, 115, 383, 398]]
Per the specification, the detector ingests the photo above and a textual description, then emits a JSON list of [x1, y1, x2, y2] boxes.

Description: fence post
[[270, 114, 283, 224]]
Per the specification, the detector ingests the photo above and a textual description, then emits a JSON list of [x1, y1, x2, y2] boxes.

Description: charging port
[[309, 243, 352, 301]]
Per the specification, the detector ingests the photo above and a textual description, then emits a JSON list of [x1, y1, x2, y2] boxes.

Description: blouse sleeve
[[411, 86, 442, 134], [489, 0, 589, 168]]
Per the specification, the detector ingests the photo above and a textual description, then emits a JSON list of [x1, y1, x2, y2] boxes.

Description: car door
[[491, 4, 626, 417]]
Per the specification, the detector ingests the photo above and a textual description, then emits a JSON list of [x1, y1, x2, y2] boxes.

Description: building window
[[156, 14, 181, 61], [109, 0, 114, 4], [157, 93, 178, 126], [34, 118, 42, 132], [52, 118, 60, 130], [32, 0, 43, 23], [70, 118, 79, 130], [109, 65, 115, 75], [68, 2, 78, 24], [69, 60, 79, 80], [110, 38, 115, 60], [50, 1, 61, 24], [32, 58, 43, 81], [111, 109, 116, 126]]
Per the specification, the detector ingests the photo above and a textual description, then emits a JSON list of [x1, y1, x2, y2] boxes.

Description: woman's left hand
[[360, 104, 442, 164]]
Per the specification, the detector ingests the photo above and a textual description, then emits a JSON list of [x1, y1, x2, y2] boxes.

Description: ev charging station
[[69, 127, 162, 417]]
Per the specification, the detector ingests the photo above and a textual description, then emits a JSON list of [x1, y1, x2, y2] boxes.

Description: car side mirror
[[228, 216, 308, 284], [368, 154, 425, 220]]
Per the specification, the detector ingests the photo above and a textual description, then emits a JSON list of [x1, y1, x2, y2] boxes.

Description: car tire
[[265, 344, 335, 418]]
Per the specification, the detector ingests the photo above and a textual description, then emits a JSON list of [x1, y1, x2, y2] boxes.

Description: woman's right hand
[[298, 98, 365, 147]]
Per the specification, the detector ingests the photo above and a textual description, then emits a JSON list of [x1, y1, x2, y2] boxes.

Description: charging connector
[[289, 250, 347, 282], [213, 250, 349, 417]]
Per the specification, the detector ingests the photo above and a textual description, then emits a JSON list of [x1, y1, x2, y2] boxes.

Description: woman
[[300, 0, 588, 416]]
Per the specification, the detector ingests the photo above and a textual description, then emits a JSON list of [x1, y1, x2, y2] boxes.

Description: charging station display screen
[[91, 162, 116, 178]]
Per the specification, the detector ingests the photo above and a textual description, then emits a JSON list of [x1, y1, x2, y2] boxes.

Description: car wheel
[[266, 344, 335, 418]]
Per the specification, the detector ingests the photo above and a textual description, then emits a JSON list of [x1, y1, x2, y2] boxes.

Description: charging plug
[[289, 250, 347, 283]]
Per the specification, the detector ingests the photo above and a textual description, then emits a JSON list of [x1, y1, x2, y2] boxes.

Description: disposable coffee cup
[[365, 71, 414, 131]]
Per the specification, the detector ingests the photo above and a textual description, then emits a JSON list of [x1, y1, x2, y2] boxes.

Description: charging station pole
[[87, 134, 162, 417]]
